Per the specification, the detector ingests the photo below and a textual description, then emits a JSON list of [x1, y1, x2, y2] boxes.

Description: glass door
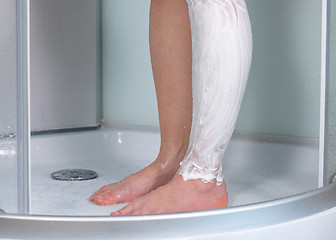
[[0, 0, 30, 215], [0, 0, 19, 214]]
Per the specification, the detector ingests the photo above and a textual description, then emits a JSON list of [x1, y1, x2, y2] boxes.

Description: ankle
[[176, 175, 227, 193], [156, 143, 188, 170]]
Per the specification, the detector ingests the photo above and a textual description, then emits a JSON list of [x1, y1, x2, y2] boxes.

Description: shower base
[[0, 126, 319, 215]]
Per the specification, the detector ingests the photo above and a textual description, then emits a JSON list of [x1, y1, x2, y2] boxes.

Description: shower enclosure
[[1, 0, 336, 239]]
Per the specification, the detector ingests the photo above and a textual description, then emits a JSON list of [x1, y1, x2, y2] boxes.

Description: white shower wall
[[30, 0, 101, 132], [102, 0, 158, 127], [102, 0, 322, 139]]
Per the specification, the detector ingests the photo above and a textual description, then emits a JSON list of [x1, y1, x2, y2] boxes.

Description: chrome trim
[[16, 0, 31, 214], [319, 0, 331, 187]]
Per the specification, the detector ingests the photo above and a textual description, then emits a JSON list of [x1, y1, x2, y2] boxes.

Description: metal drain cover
[[51, 169, 98, 181]]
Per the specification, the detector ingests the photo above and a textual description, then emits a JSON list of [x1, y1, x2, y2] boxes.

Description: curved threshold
[[1, 183, 336, 239]]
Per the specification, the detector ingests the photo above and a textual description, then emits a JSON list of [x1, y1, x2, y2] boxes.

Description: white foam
[[179, 0, 253, 184]]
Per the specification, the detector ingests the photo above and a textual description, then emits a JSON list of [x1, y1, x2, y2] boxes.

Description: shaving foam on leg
[[179, 0, 253, 184]]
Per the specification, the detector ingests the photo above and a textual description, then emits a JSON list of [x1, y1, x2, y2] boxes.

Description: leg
[[90, 0, 192, 205], [112, 0, 253, 215]]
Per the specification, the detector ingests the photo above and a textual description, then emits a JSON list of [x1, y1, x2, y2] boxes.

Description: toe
[[94, 196, 117, 205], [116, 204, 134, 216], [110, 211, 120, 216]]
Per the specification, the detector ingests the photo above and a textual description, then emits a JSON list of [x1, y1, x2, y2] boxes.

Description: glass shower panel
[[0, 0, 18, 214], [327, 0, 336, 184]]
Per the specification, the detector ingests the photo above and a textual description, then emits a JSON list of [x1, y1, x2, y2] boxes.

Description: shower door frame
[[320, 0, 331, 187], [16, 0, 31, 215]]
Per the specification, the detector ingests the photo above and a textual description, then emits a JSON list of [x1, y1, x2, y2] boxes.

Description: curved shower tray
[[1, 183, 336, 239]]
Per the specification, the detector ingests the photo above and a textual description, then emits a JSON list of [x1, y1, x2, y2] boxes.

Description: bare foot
[[90, 150, 185, 205], [110, 174, 228, 215]]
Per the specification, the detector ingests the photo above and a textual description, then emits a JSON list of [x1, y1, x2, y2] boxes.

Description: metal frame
[[319, 0, 331, 187], [16, 0, 31, 214]]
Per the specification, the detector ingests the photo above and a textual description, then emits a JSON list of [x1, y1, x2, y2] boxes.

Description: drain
[[51, 169, 98, 181]]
